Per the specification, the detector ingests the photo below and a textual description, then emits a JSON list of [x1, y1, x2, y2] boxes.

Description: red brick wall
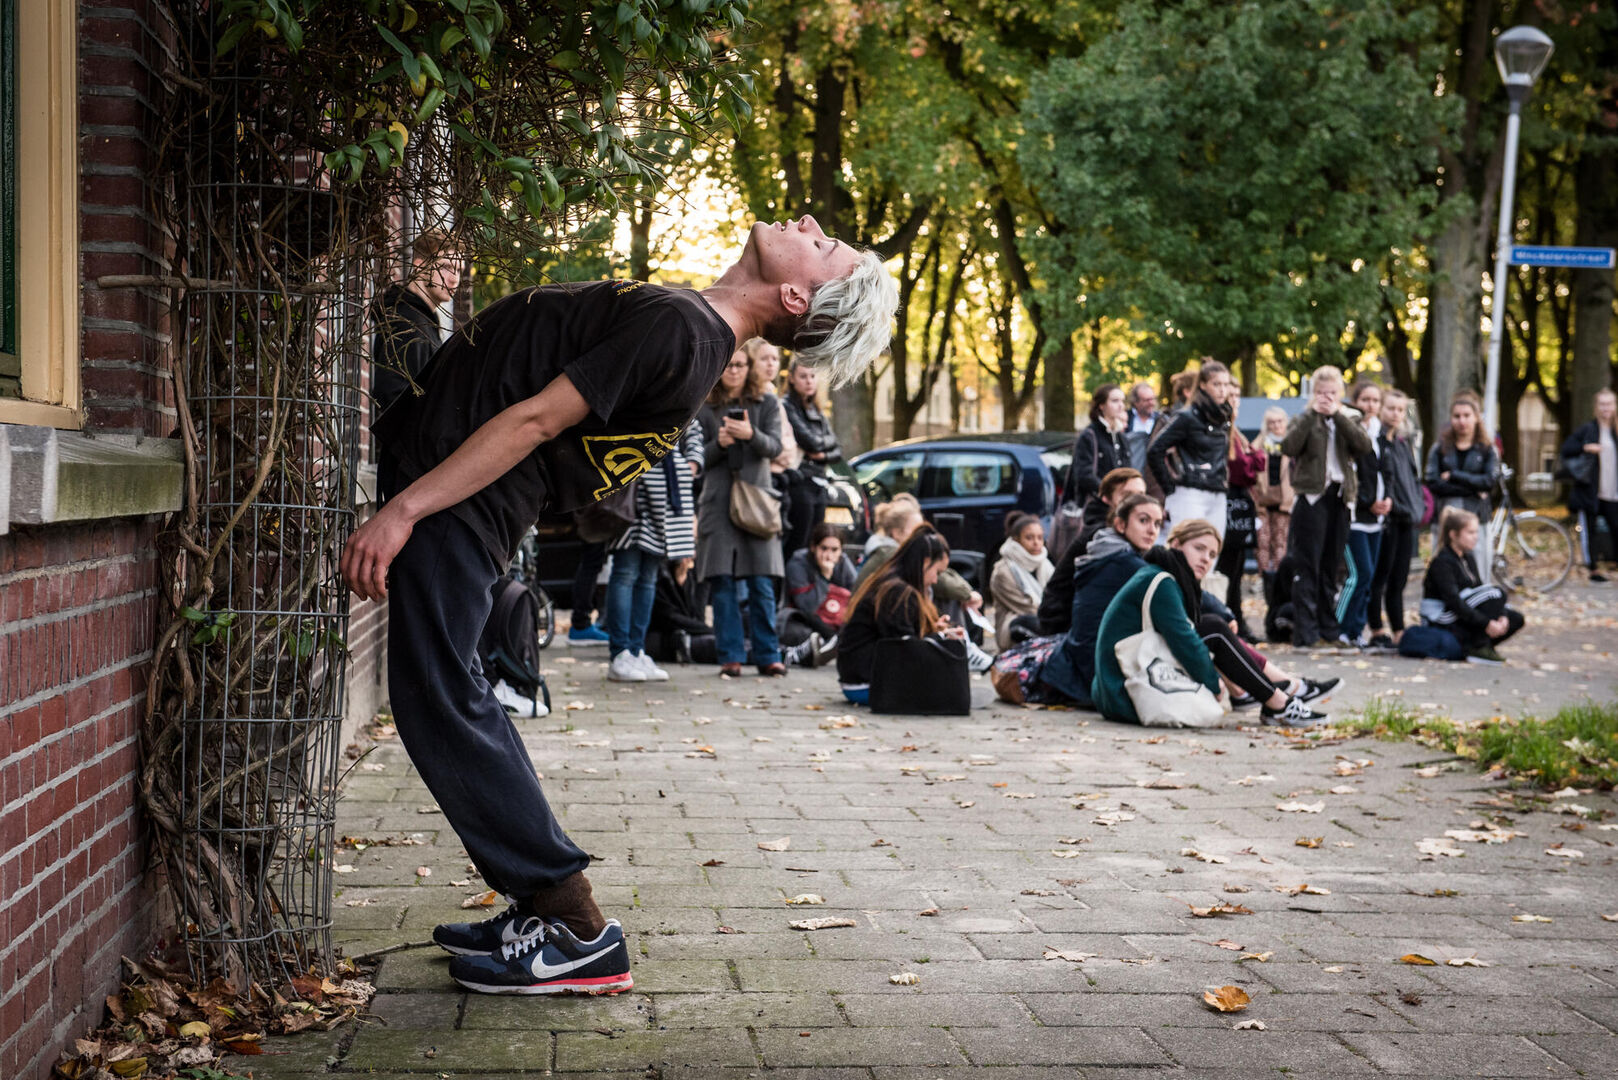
[[0, 519, 163, 1080], [3, 4, 167, 1078], [79, 0, 177, 437], [2, 5, 389, 1074]]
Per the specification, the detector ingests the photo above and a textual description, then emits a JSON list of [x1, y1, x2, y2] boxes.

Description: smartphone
[[726, 408, 746, 421]]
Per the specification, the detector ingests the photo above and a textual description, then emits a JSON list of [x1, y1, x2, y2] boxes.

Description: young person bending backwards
[[1419, 508, 1525, 665], [836, 526, 967, 704], [343, 217, 896, 996]]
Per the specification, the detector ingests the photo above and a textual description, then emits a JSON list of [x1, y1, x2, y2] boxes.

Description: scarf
[[1078, 527, 1132, 566], [1143, 545, 1202, 624], [997, 536, 1054, 603]]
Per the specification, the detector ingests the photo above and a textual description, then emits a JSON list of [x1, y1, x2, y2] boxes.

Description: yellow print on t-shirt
[[582, 427, 683, 500]]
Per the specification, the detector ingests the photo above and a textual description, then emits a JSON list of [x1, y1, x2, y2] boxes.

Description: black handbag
[[869, 636, 971, 716]]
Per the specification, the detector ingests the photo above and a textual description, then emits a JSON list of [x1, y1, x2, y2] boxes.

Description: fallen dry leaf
[[1398, 954, 1438, 966], [889, 972, 920, 985], [343, 898, 377, 908], [784, 894, 825, 906], [1211, 939, 1243, 951], [917, 907, 940, 917], [1181, 848, 1230, 864], [1328, 785, 1357, 795], [1187, 902, 1254, 918], [1511, 914, 1553, 923], [701, 859, 724, 867], [1202, 985, 1251, 1013], [414, 866, 432, 878], [1229, 774, 1276, 786], [1544, 847, 1585, 859], [1444, 828, 1524, 844], [1042, 947, 1097, 963], [790, 917, 857, 931], [1600, 913, 1618, 922], [1056, 836, 1089, 846], [1416, 838, 1466, 858], [460, 890, 501, 909], [1295, 837, 1323, 849], [1050, 850, 1083, 859], [1232, 1019, 1267, 1031], [1093, 811, 1136, 826], [1276, 801, 1325, 814], [1275, 884, 1331, 896], [757, 837, 791, 852], [1238, 951, 1274, 962], [1447, 955, 1493, 967]]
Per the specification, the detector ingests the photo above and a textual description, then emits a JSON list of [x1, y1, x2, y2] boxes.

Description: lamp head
[[1494, 25, 1554, 90]]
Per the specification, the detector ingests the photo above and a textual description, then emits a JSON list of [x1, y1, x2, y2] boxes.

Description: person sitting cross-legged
[[1417, 508, 1524, 665]]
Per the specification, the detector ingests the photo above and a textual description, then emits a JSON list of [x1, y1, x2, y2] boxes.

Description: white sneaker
[[492, 680, 550, 718], [607, 651, 648, 682], [634, 651, 670, 681]]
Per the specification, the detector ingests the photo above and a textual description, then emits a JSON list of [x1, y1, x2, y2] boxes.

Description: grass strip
[[1336, 698, 1618, 790]]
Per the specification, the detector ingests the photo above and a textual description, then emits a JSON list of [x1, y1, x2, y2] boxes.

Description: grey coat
[[695, 398, 785, 580]]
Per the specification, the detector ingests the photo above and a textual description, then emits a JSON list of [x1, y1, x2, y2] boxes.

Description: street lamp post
[[1481, 25, 1555, 439]]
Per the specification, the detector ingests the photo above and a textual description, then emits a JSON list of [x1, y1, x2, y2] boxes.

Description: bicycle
[[1487, 465, 1573, 594]]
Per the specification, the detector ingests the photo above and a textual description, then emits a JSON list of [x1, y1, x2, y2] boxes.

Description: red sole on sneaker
[[453, 973, 635, 996]]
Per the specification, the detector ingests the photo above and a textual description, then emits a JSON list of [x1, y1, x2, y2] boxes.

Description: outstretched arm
[[342, 374, 592, 601]]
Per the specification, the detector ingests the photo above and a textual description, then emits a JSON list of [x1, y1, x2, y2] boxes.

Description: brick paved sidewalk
[[245, 587, 1617, 1078]]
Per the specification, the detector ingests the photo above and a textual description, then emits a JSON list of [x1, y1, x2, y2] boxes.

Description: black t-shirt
[[373, 279, 734, 565]]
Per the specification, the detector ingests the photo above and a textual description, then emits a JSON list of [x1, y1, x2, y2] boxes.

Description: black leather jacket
[[784, 391, 841, 477], [1148, 391, 1231, 494]]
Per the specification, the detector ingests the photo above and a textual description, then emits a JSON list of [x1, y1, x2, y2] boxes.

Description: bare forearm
[[393, 375, 590, 523]]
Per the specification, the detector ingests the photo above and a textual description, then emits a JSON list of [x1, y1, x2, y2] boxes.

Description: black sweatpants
[[388, 511, 590, 898], [1368, 519, 1415, 634], [571, 540, 607, 625], [1452, 583, 1526, 652], [1198, 613, 1279, 701], [1288, 486, 1349, 647], [1579, 500, 1618, 569]]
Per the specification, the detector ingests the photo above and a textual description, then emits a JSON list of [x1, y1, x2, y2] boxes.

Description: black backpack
[[478, 576, 550, 712]]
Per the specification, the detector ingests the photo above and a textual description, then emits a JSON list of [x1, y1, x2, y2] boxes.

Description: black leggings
[[1197, 613, 1279, 702], [1368, 520, 1415, 633], [1451, 585, 1526, 652]]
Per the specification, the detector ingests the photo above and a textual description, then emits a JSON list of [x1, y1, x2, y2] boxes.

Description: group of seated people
[[601, 452, 1524, 724]]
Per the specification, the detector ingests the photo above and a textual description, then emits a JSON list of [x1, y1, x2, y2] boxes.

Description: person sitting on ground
[[1040, 494, 1162, 707], [779, 522, 856, 666], [1416, 508, 1524, 665], [990, 511, 1055, 649], [645, 557, 717, 665], [858, 494, 978, 612], [837, 527, 967, 704], [1093, 520, 1332, 726], [1037, 468, 1147, 635]]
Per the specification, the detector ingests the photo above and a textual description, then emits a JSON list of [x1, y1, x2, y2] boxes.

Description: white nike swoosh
[[527, 948, 603, 980]]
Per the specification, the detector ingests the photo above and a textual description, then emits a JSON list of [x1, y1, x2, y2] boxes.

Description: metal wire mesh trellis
[[140, 5, 373, 992]]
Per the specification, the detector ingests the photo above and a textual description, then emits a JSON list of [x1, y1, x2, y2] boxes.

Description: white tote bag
[[1113, 572, 1226, 728]]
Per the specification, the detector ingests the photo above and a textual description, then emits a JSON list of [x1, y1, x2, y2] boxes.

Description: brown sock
[[529, 871, 607, 940]]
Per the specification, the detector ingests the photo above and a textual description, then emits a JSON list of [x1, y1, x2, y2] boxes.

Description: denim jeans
[[607, 546, 661, 657], [1337, 529, 1383, 641], [710, 574, 781, 667]]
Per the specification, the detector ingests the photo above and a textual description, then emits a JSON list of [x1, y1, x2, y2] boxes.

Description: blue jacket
[[1039, 544, 1145, 706], [1091, 565, 1221, 724]]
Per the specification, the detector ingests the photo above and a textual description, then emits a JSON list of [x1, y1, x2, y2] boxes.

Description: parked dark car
[[524, 464, 871, 611], [850, 432, 1073, 588]]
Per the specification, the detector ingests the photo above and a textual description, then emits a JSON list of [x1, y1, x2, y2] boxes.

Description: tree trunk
[[1572, 130, 1618, 423], [1043, 336, 1076, 433], [628, 197, 653, 282], [1237, 343, 1258, 397], [1423, 214, 1484, 434]]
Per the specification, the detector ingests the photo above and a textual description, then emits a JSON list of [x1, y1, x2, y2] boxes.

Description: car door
[[919, 449, 1021, 556]]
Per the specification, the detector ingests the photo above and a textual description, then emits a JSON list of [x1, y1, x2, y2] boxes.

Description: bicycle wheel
[[1493, 513, 1572, 594]]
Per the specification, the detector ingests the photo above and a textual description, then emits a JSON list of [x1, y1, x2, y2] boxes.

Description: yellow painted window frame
[[0, 0, 80, 429]]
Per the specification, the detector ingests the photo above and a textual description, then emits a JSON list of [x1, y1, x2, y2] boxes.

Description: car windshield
[[921, 451, 1017, 498], [854, 451, 924, 502]]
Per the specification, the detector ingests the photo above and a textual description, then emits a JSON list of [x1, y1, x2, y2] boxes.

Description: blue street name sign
[[1509, 245, 1616, 269]]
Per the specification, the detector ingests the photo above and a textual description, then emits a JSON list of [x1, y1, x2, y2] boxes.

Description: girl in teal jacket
[[1090, 528, 1222, 724]]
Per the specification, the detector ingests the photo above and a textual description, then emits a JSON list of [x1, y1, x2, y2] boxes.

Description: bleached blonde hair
[[790, 250, 898, 389]]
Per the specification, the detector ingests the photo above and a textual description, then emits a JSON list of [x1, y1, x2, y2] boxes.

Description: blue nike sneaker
[[567, 624, 610, 647], [432, 900, 545, 956], [447, 919, 633, 995]]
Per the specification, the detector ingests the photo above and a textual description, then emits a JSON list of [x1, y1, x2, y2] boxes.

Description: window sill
[[1, 423, 183, 535]]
